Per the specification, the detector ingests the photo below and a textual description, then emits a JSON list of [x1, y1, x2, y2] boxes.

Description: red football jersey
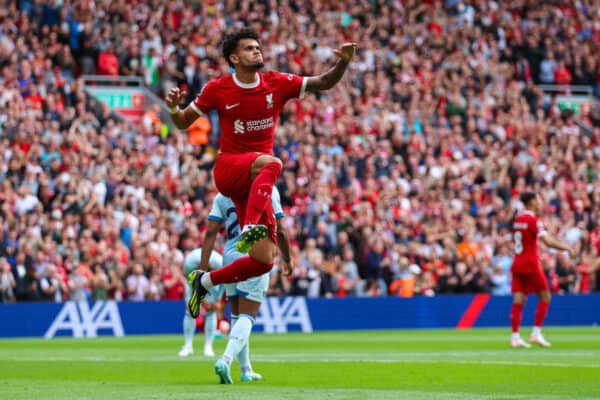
[[511, 210, 547, 273], [191, 71, 307, 154]]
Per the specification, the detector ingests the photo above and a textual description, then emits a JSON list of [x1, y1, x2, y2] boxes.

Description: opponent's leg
[[203, 305, 217, 357], [237, 296, 262, 382], [214, 297, 261, 384], [179, 283, 196, 356]]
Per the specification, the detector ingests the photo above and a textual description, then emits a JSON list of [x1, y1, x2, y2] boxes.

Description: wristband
[[168, 105, 180, 114]]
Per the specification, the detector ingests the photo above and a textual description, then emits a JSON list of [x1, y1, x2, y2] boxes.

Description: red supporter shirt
[[191, 71, 307, 154], [162, 272, 185, 300], [511, 210, 547, 273]]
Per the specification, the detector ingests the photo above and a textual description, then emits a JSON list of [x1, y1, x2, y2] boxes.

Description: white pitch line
[[2, 354, 600, 368], [254, 357, 600, 369], [250, 350, 600, 359]]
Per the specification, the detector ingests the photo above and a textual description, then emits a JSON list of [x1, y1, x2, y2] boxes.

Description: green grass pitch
[[1, 328, 599, 399]]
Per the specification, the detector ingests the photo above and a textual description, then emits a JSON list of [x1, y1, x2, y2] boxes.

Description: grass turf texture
[[1, 328, 599, 399]]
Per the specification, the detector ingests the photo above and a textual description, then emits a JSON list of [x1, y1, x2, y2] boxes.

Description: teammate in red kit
[[509, 192, 576, 348], [166, 28, 356, 317]]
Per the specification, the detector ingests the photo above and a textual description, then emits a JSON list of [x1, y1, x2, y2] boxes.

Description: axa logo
[[266, 93, 273, 109], [44, 301, 125, 338], [255, 297, 313, 333], [234, 119, 245, 134]]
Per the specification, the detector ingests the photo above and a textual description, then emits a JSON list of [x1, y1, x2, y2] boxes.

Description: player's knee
[[238, 298, 261, 318], [249, 248, 275, 265], [540, 291, 551, 302], [251, 156, 282, 179], [513, 293, 526, 304], [248, 238, 277, 264], [261, 156, 282, 169]]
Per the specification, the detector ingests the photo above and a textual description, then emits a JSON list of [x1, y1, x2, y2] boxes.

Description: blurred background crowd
[[1, 0, 599, 303]]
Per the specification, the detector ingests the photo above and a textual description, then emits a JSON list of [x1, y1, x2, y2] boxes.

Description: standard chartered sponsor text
[[246, 117, 274, 132]]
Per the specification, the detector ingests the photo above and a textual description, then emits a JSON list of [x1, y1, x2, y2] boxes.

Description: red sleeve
[[191, 80, 218, 115], [273, 71, 308, 103]]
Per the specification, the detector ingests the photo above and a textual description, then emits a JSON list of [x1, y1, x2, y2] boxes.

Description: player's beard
[[250, 61, 265, 69]]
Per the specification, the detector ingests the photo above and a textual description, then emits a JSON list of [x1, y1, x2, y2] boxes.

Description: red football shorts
[[213, 152, 277, 243], [511, 269, 549, 294]]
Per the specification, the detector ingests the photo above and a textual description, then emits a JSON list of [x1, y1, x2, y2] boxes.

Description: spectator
[[539, 52, 557, 84], [12, 252, 31, 301], [554, 60, 573, 86], [491, 265, 511, 296], [146, 272, 162, 301], [142, 47, 161, 94], [161, 264, 185, 301], [1, 0, 598, 303], [97, 43, 119, 77], [126, 263, 149, 302], [0, 259, 15, 303], [389, 257, 419, 298], [67, 262, 89, 303], [91, 264, 110, 301], [39, 264, 65, 303], [289, 266, 316, 297]]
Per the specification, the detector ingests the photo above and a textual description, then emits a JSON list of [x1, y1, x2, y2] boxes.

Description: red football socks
[[245, 161, 282, 225], [209, 256, 273, 285], [510, 303, 524, 333], [534, 300, 550, 328]]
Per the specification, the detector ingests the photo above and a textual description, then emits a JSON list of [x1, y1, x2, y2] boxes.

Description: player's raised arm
[[199, 219, 223, 271], [166, 87, 200, 129], [540, 234, 577, 258], [276, 218, 293, 276], [305, 42, 357, 93]]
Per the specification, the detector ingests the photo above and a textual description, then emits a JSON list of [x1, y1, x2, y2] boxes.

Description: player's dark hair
[[520, 192, 536, 207], [222, 28, 260, 68]]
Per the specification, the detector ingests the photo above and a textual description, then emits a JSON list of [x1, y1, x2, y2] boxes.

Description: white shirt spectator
[[93, 181, 107, 205], [127, 273, 149, 302], [15, 193, 39, 215]]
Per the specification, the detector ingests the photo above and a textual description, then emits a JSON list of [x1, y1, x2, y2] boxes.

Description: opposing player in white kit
[[198, 187, 292, 383], [178, 249, 224, 357]]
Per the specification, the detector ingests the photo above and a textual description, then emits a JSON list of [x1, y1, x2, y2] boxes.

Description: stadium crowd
[[1, 0, 599, 303]]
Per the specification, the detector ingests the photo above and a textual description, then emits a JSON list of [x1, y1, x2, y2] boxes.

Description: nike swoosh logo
[[225, 103, 240, 110]]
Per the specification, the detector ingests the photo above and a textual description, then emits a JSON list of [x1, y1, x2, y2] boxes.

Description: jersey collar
[[233, 72, 260, 89]]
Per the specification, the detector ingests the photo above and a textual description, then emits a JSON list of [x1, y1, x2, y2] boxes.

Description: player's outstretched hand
[[166, 87, 188, 108], [568, 247, 577, 259], [333, 42, 357, 63]]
